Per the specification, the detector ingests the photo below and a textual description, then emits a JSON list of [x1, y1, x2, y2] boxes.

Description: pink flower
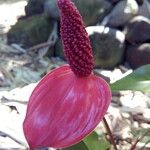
[[23, 0, 111, 149]]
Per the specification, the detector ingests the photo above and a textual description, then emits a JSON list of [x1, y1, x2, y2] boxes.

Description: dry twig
[[130, 129, 150, 150], [28, 21, 58, 58]]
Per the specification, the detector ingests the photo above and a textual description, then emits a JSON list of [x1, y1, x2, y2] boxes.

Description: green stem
[[103, 117, 118, 150]]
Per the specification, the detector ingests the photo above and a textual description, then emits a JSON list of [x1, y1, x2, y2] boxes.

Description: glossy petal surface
[[23, 65, 111, 149]]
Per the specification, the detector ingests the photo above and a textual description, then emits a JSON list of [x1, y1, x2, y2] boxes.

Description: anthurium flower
[[23, 0, 111, 149]]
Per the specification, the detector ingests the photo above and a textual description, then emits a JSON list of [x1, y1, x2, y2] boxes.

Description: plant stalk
[[103, 117, 118, 150]]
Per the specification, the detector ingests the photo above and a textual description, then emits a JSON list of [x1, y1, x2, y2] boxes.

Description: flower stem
[[103, 117, 118, 150]]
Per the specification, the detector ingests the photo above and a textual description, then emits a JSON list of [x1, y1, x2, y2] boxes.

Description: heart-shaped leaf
[[63, 132, 110, 150], [111, 64, 150, 92], [83, 132, 110, 150], [63, 141, 88, 150]]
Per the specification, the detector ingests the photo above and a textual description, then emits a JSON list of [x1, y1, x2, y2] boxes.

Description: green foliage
[[83, 132, 110, 150], [63, 132, 110, 150], [111, 64, 150, 92], [63, 141, 88, 150], [131, 128, 150, 143]]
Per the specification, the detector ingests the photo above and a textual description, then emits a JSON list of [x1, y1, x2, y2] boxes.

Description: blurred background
[[0, 0, 150, 149]]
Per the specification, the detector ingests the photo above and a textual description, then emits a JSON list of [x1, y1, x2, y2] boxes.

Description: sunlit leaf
[[63, 141, 89, 150], [63, 132, 110, 150], [111, 64, 150, 92], [83, 132, 110, 150]]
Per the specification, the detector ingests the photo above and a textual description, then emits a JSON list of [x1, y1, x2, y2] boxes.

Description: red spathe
[[23, 65, 111, 149]]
